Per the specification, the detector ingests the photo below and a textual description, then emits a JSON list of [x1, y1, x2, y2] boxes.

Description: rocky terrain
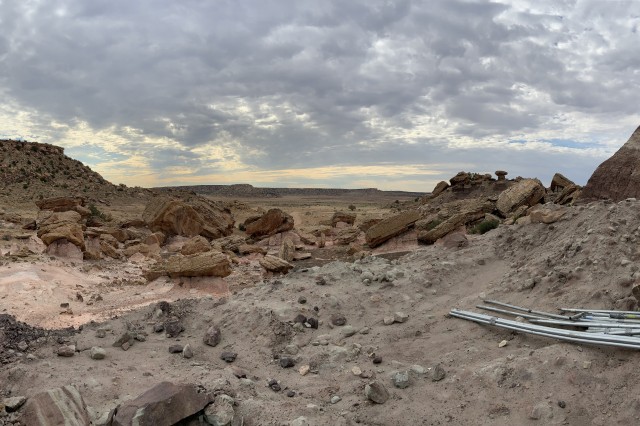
[[1, 129, 640, 426]]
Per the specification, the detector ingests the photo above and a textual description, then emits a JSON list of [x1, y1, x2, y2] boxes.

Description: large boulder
[[549, 173, 575, 192], [146, 251, 232, 281], [112, 382, 212, 426], [496, 179, 545, 216], [143, 197, 233, 239], [37, 210, 85, 250], [244, 209, 294, 239], [21, 385, 90, 426], [581, 125, 640, 201], [365, 210, 421, 248]]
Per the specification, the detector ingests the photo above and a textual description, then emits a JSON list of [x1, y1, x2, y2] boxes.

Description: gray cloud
[[1, 0, 639, 189]]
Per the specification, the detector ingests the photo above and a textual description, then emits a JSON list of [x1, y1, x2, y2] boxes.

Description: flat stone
[[330, 395, 341, 404], [290, 416, 310, 426], [352, 366, 362, 376], [2, 396, 27, 412], [298, 365, 310, 376]]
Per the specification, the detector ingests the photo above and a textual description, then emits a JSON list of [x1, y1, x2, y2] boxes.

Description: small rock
[[268, 379, 281, 392], [204, 394, 235, 426], [583, 360, 592, 369], [95, 329, 107, 338], [330, 395, 342, 404], [112, 332, 132, 348], [393, 312, 409, 323], [220, 352, 237, 363], [365, 381, 390, 404], [153, 323, 164, 333], [331, 313, 347, 326], [299, 365, 310, 376], [298, 296, 307, 304], [359, 327, 370, 335], [352, 366, 362, 376], [3, 396, 27, 412], [306, 317, 319, 329], [290, 416, 309, 426], [294, 314, 307, 324], [90, 346, 106, 360], [383, 316, 395, 325], [182, 344, 193, 359], [280, 357, 296, 368], [372, 355, 383, 364], [529, 402, 553, 420], [57, 345, 75, 357], [164, 319, 184, 338], [498, 340, 508, 348], [341, 325, 357, 337], [204, 326, 222, 347], [431, 364, 446, 381], [284, 344, 299, 355], [392, 370, 410, 389], [122, 341, 131, 351], [558, 400, 566, 409], [168, 344, 184, 354], [17, 341, 28, 352], [287, 390, 296, 398]]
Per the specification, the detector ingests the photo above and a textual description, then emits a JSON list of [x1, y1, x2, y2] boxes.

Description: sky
[[1, 0, 640, 192]]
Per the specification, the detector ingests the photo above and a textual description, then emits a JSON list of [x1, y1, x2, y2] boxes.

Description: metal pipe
[[560, 308, 640, 316], [450, 309, 640, 348], [529, 318, 640, 329], [476, 305, 548, 320], [483, 300, 569, 319]]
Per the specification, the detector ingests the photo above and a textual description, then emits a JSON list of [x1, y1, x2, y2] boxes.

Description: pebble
[[57, 345, 75, 357], [498, 340, 508, 348], [299, 365, 310, 376], [372, 355, 383, 364], [393, 312, 409, 323], [383, 316, 395, 325], [392, 370, 410, 388], [306, 317, 319, 329], [352, 366, 362, 376], [96, 329, 107, 338], [280, 357, 296, 368], [298, 296, 307, 304], [365, 381, 390, 404], [431, 364, 446, 382], [290, 417, 309, 426], [331, 313, 347, 326], [168, 344, 184, 354], [341, 325, 357, 337], [558, 400, 566, 409], [204, 395, 235, 426], [360, 327, 370, 335], [220, 352, 237, 363], [90, 346, 106, 360], [153, 323, 164, 333], [331, 395, 342, 404], [410, 365, 427, 376], [287, 390, 296, 397], [583, 360, 592, 369], [284, 344, 300, 355], [182, 344, 193, 359], [164, 319, 184, 338], [268, 379, 281, 392]]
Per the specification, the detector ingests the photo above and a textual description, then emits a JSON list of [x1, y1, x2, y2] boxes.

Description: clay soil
[[2, 194, 640, 425]]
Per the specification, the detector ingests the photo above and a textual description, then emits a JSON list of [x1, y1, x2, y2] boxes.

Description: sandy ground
[[2, 198, 640, 425]]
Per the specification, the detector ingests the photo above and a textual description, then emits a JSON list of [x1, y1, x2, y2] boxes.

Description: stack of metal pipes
[[450, 300, 640, 350]]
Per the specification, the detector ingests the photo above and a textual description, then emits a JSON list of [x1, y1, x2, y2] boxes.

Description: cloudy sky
[[1, 0, 639, 191]]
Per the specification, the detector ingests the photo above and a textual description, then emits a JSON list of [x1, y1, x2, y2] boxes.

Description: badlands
[[1, 127, 640, 425]]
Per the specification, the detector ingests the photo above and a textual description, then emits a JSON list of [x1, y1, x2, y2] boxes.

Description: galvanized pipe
[[483, 300, 569, 320], [476, 305, 548, 320], [450, 309, 640, 349], [529, 318, 640, 329], [560, 308, 640, 316]]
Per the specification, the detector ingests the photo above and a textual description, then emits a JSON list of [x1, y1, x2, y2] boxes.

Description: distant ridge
[[154, 184, 425, 199]]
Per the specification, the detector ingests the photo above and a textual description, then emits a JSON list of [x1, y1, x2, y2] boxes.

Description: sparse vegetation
[[348, 204, 356, 211], [470, 219, 499, 235], [88, 204, 110, 222], [425, 219, 443, 231]]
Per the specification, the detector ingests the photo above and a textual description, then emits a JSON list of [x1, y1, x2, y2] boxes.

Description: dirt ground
[[2, 195, 640, 425]]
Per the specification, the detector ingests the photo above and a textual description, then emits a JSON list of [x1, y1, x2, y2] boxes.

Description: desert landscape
[[1, 126, 640, 425]]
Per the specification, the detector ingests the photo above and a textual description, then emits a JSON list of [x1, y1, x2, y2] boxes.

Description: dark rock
[[164, 319, 184, 338], [113, 332, 133, 348], [364, 381, 390, 404], [220, 352, 237, 363], [287, 390, 296, 397], [293, 314, 307, 324], [306, 317, 319, 329], [331, 313, 347, 326], [153, 323, 164, 333], [268, 379, 281, 392], [431, 364, 446, 381], [168, 345, 184, 354], [279, 357, 296, 368], [204, 326, 222, 347], [298, 296, 307, 304], [112, 382, 212, 426], [373, 355, 382, 364]]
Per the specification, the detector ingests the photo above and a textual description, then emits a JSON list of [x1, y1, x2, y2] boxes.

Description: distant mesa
[[580, 125, 640, 202]]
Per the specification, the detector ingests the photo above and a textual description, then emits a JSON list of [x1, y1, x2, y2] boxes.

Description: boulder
[[279, 237, 296, 261], [237, 244, 266, 255], [335, 228, 360, 246], [45, 239, 84, 260], [365, 210, 421, 248], [37, 210, 85, 250], [259, 254, 293, 273], [418, 210, 486, 245], [100, 241, 120, 259], [35, 196, 85, 213], [581, 126, 640, 201], [21, 385, 90, 426], [245, 209, 294, 238], [555, 184, 581, 205], [495, 170, 508, 181], [146, 251, 232, 281], [550, 173, 575, 192], [112, 382, 212, 426], [430, 181, 450, 198], [143, 197, 233, 239], [181, 235, 211, 255], [496, 179, 545, 216], [450, 171, 470, 186], [529, 205, 568, 224], [211, 235, 246, 253], [331, 211, 356, 227]]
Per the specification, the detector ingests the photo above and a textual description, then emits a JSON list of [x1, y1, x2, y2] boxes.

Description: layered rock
[[496, 179, 545, 216], [418, 210, 486, 245], [335, 228, 360, 246], [21, 385, 90, 426], [365, 210, 421, 248], [35, 196, 87, 216], [244, 209, 294, 238], [331, 211, 356, 226], [143, 197, 233, 239], [549, 173, 575, 192], [580, 126, 640, 201], [430, 181, 449, 199], [181, 235, 211, 255], [259, 254, 293, 273], [37, 210, 85, 250], [146, 251, 231, 280]]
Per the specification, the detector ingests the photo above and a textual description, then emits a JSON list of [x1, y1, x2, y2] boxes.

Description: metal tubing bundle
[[451, 301, 640, 350]]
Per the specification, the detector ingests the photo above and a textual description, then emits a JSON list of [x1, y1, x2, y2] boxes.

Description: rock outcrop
[[581, 126, 640, 201], [35, 196, 87, 216], [143, 197, 233, 239], [331, 211, 356, 226], [430, 181, 449, 199], [496, 179, 545, 216], [244, 209, 294, 238], [146, 251, 232, 280], [365, 210, 421, 248], [36, 211, 85, 250]]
